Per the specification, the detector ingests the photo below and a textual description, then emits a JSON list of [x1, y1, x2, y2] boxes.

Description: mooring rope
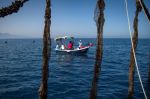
[[0, 0, 28, 17], [124, 0, 147, 99], [89, 0, 105, 99], [38, 0, 51, 99], [138, 0, 150, 24]]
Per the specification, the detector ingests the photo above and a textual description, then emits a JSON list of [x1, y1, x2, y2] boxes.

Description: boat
[[55, 36, 92, 54]]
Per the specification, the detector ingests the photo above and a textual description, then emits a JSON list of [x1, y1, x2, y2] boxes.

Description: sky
[[0, 0, 150, 38]]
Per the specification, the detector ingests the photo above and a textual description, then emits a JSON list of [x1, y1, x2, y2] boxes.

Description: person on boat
[[56, 44, 59, 49], [61, 45, 65, 50], [78, 40, 82, 49], [68, 41, 73, 50], [89, 42, 93, 46], [56, 41, 60, 49], [59, 39, 66, 50]]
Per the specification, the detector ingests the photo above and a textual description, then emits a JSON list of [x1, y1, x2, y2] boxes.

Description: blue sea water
[[0, 38, 150, 99]]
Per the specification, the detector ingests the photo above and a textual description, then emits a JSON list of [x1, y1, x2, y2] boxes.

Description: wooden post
[[89, 0, 105, 99], [128, 0, 142, 98], [38, 0, 51, 99]]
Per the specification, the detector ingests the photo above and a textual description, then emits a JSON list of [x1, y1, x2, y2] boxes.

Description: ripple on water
[[0, 39, 149, 99]]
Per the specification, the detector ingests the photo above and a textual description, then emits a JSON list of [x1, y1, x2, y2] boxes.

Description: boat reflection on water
[[56, 54, 73, 63], [55, 53, 89, 66]]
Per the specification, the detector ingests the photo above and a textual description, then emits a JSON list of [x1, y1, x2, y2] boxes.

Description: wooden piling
[[128, 0, 142, 98], [89, 0, 105, 99], [38, 0, 51, 99]]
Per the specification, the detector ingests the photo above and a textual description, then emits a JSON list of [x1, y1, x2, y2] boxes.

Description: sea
[[0, 38, 150, 99]]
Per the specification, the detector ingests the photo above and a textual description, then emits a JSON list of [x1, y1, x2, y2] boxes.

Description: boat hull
[[55, 46, 89, 54]]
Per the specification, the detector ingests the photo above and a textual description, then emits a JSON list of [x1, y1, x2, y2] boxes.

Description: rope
[[138, 0, 150, 24], [89, 0, 105, 99], [0, 0, 28, 17], [38, 0, 51, 98], [124, 0, 147, 99]]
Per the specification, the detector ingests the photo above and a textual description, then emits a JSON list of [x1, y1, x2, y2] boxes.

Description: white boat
[[55, 36, 92, 54]]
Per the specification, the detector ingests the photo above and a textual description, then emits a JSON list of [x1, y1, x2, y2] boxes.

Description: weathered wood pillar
[[89, 0, 105, 99], [38, 0, 51, 99], [128, 0, 142, 98]]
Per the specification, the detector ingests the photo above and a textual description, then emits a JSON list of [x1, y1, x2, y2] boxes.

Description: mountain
[[0, 33, 24, 39]]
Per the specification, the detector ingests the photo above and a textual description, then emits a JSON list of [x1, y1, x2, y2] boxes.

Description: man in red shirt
[[68, 41, 73, 50]]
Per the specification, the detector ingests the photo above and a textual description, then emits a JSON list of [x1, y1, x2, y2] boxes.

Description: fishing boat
[[55, 36, 93, 54]]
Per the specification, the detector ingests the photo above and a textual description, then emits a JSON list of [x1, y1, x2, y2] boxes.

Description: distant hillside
[[0, 33, 23, 39]]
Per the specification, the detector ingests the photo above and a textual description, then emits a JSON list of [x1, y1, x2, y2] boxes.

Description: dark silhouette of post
[[89, 0, 105, 99], [148, 51, 150, 82], [128, 0, 142, 98], [139, 0, 150, 22], [0, 0, 28, 17], [38, 0, 51, 99]]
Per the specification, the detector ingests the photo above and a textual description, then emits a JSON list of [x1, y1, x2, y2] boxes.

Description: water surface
[[0, 38, 149, 99]]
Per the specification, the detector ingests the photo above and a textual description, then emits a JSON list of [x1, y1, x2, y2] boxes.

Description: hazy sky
[[0, 0, 150, 38]]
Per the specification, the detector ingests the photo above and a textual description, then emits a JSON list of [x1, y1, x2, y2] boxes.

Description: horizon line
[[0, 37, 150, 39]]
